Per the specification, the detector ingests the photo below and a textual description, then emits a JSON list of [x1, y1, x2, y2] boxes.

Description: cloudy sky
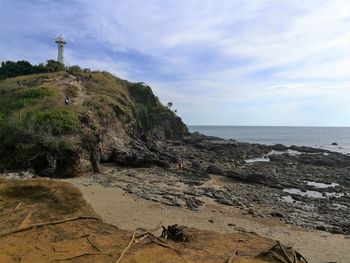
[[1, 0, 349, 126]]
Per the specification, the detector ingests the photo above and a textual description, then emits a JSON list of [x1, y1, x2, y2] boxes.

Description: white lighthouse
[[55, 36, 66, 64]]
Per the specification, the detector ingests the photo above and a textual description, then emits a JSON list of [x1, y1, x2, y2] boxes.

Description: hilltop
[[0, 62, 188, 176]]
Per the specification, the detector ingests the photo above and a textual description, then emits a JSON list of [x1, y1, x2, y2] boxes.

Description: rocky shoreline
[[2, 133, 350, 235], [94, 133, 350, 235]]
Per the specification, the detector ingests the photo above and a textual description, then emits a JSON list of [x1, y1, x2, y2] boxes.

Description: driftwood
[[278, 241, 294, 263], [115, 231, 136, 263], [257, 241, 308, 263], [115, 225, 184, 263], [18, 209, 35, 228], [0, 215, 102, 238], [0, 204, 39, 217], [225, 247, 238, 263], [81, 229, 103, 253], [54, 252, 100, 261]]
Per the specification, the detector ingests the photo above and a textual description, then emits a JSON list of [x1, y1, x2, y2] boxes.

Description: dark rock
[[206, 165, 224, 175], [316, 225, 327, 231], [270, 144, 289, 151], [270, 212, 284, 218], [185, 197, 204, 210], [208, 219, 214, 223], [331, 142, 338, 146], [330, 227, 343, 234]]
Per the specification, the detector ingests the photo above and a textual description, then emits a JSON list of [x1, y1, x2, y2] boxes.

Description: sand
[[66, 176, 350, 263]]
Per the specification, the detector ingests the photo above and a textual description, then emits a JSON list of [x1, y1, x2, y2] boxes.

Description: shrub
[[4, 87, 52, 112], [0, 60, 65, 80], [67, 65, 83, 75], [33, 109, 80, 135]]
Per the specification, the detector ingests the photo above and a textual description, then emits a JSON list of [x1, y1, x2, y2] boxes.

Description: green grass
[[0, 69, 177, 170]]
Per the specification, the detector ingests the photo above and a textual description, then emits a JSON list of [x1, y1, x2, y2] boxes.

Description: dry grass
[[0, 178, 277, 263]]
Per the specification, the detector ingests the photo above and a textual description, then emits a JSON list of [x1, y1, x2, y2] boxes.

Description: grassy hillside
[[0, 69, 188, 174]]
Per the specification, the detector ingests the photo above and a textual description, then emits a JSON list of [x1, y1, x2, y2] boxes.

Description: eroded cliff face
[[0, 70, 189, 177]]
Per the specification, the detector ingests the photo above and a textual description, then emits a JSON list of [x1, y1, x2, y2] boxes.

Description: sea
[[188, 126, 350, 154]]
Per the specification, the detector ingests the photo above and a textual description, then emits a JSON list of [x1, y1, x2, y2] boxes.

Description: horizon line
[[187, 125, 350, 128]]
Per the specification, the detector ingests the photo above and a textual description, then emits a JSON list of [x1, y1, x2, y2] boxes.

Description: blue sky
[[1, 0, 349, 126]]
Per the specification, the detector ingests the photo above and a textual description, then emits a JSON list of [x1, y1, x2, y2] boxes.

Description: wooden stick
[[175, 226, 188, 237], [226, 247, 238, 263], [134, 233, 150, 244], [148, 235, 182, 254], [270, 251, 289, 263], [277, 241, 293, 263], [82, 229, 103, 253], [53, 252, 100, 261], [115, 231, 136, 263], [0, 215, 102, 238], [0, 204, 38, 217], [295, 250, 309, 263], [15, 201, 23, 209], [291, 248, 297, 263], [18, 209, 35, 228], [135, 225, 161, 239]]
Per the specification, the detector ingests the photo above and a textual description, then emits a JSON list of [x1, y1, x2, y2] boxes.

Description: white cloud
[[1, 0, 350, 125]]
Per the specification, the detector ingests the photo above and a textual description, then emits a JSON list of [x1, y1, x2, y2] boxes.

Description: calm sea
[[188, 126, 350, 154]]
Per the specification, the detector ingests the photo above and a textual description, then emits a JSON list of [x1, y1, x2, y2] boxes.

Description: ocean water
[[188, 126, 350, 154]]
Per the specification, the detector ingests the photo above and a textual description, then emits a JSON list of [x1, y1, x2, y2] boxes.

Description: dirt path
[[67, 176, 350, 263]]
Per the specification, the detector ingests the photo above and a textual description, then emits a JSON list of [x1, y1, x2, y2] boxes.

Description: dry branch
[[115, 231, 136, 263], [0, 215, 102, 238]]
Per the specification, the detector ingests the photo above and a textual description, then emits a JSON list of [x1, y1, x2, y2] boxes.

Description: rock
[[316, 225, 327, 231], [270, 144, 289, 151], [208, 219, 214, 223], [330, 227, 343, 234], [331, 142, 338, 146], [206, 165, 224, 175], [161, 195, 181, 207], [185, 197, 204, 211], [270, 212, 284, 218]]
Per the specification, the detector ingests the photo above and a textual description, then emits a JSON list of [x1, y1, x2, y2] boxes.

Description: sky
[[0, 0, 350, 126]]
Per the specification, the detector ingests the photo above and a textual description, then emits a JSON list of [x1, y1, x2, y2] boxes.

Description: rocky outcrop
[[0, 71, 189, 177]]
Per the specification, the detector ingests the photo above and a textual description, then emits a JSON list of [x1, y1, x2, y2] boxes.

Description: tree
[[45, 60, 65, 72], [68, 65, 82, 75]]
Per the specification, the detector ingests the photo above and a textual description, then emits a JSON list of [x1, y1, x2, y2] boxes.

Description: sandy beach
[[67, 173, 350, 263]]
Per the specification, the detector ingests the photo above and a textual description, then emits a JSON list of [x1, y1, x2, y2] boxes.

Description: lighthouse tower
[[55, 36, 66, 64]]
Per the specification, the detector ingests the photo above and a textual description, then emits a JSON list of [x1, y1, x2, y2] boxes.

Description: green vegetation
[[0, 62, 179, 172], [0, 60, 65, 80], [128, 82, 173, 132], [32, 109, 80, 135]]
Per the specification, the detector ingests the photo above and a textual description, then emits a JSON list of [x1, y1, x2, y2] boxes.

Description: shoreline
[[188, 126, 350, 155], [66, 174, 350, 262]]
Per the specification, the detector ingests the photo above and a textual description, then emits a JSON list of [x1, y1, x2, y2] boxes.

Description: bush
[[4, 87, 52, 112], [33, 109, 80, 135], [0, 60, 65, 80], [67, 65, 83, 75]]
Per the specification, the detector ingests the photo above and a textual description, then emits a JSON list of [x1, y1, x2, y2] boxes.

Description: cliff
[[0, 69, 189, 177]]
